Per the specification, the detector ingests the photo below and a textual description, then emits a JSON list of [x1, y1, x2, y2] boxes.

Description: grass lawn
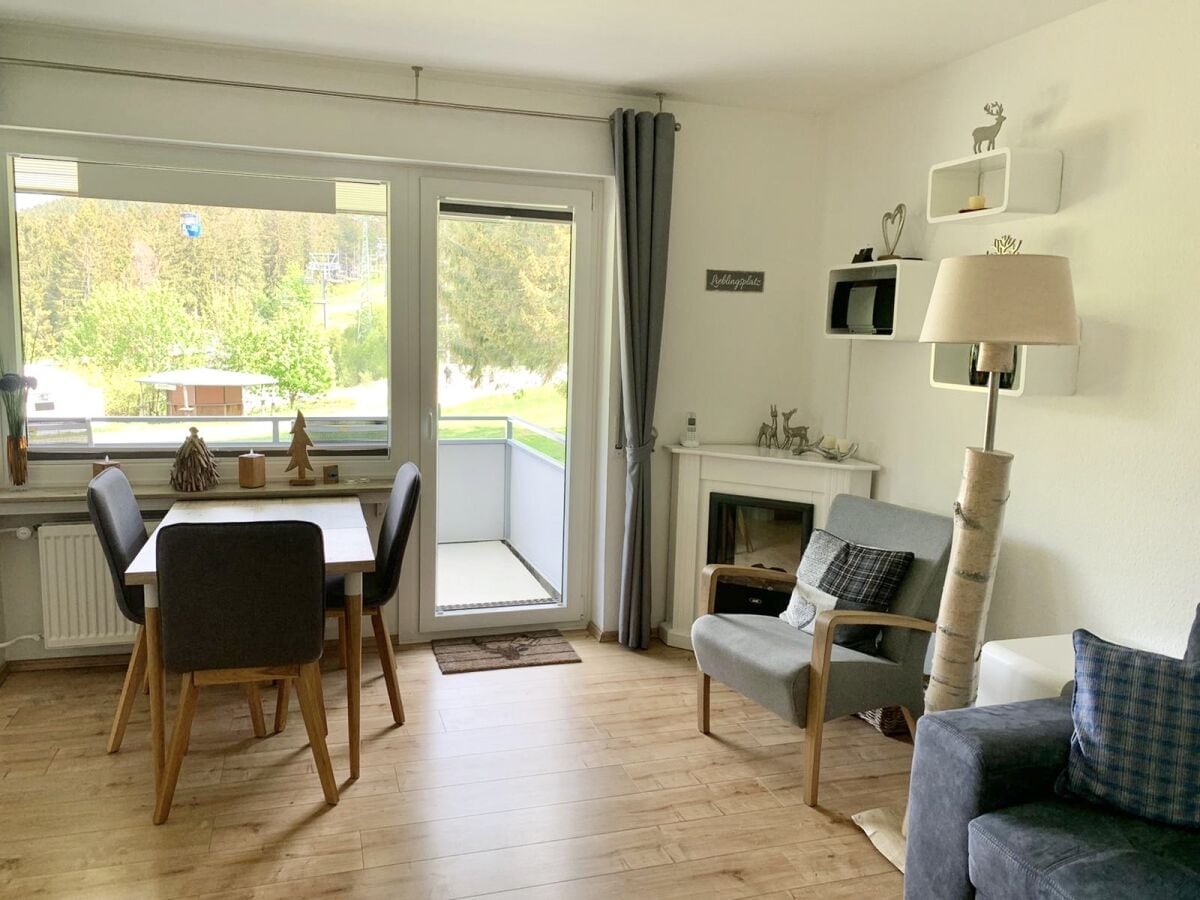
[[440, 383, 566, 463]]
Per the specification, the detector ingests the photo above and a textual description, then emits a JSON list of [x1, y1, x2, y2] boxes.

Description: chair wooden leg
[[107, 626, 147, 753], [274, 680, 289, 733], [336, 613, 348, 670], [697, 671, 711, 735], [245, 683, 267, 738], [316, 666, 328, 736], [901, 706, 918, 741], [371, 610, 405, 725], [801, 714, 826, 807], [296, 662, 339, 806], [142, 671, 150, 695], [154, 673, 199, 825]]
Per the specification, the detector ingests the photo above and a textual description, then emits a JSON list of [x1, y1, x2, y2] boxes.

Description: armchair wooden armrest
[[699, 564, 797, 617], [801, 609, 935, 806]]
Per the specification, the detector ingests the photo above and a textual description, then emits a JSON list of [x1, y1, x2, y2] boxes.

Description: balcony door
[[417, 177, 600, 633]]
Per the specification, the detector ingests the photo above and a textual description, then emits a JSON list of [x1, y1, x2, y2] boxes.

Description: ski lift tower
[[306, 250, 343, 328]]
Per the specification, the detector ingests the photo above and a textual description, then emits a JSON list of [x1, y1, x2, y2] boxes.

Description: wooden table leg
[[144, 592, 166, 795], [345, 573, 363, 781]]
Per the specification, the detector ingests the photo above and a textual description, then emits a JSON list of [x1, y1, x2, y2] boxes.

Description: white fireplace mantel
[[661, 444, 879, 649]]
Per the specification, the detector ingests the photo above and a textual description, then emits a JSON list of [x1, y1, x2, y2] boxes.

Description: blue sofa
[[905, 613, 1200, 900]]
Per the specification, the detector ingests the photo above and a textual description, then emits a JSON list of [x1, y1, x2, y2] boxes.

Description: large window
[[11, 157, 388, 454]]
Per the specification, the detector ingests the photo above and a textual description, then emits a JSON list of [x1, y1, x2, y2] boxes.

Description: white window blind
[[12, 157, 79, 195]]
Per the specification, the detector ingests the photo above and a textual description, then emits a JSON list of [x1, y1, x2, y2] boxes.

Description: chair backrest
[[156, 521, 325, 673], [86, 468, 148, 625], [375, 462, 421, 602], [824, 494, 952, 665]]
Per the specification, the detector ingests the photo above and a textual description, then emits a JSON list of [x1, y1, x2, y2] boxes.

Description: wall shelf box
[[824, 260, 939, 342], [927, 147, 1063, 224], [929, 332, 1080, 397]]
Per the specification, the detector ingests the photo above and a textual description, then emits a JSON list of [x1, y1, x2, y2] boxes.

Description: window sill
[[0, 478, 397, 521]]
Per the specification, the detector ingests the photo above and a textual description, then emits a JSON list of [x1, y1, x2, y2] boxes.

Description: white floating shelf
[[929, 330, 1081, 397], [927, 147, 1063, 224], [825, 260, 939, 342]]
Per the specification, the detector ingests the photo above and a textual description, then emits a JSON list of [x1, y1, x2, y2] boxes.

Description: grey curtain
[[611, 109, 675, 649]]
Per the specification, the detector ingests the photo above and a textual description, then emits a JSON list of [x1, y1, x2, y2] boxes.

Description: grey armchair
[[691, 494, 952, 806]]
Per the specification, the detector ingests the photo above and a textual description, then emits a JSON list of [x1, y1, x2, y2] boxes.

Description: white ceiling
[[0, 0, 1104, 111]]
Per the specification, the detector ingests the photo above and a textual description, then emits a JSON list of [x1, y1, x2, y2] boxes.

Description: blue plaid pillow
[[1057, 629, 1200, 828]]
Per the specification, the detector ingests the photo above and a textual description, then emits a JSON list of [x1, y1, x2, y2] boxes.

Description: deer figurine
[[972, 101, 1006, 153], [756, 405, 780, 449], [778, 408, 800, 450]]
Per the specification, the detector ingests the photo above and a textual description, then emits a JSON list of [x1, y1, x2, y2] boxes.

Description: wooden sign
[[706, 269, 764, 292]]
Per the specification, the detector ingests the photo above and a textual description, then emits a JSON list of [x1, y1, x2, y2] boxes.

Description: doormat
[[431, 629, 581, 674]]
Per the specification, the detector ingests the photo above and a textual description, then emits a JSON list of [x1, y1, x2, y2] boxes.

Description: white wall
[[805, 0, 1200, 655], [0, 24, 820, 653], [645, 106, 825, 630]]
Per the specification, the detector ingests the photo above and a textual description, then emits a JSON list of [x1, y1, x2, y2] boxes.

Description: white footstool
[[976, 634, 1075, 707]]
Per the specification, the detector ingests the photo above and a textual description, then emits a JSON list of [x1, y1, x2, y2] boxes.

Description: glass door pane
[[434, 201, 573, 615]]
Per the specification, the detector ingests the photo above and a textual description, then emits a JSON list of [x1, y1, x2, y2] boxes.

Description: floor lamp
[[919, 254, 1079, 713], [854, 254, 1078, 870]]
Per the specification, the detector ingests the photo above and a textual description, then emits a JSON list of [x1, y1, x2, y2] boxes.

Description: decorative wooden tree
[[170, 426, 220, 492], [285, 410, 316, 486]]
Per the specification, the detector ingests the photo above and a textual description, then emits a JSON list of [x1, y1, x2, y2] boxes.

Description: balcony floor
[[436, 540, 556, 612]]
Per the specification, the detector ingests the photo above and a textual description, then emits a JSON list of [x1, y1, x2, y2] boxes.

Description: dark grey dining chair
[[692, 494, 953, 807], [153, 520, 337, 824], [318, 462, 421, 727], [88, 468, 266, 751]]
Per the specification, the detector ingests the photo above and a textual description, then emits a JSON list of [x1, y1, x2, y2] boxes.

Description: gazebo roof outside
[[135, 367, 278, 388]]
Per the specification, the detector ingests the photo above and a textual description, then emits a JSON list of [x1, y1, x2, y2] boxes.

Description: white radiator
[[39, 522, 151, 649]]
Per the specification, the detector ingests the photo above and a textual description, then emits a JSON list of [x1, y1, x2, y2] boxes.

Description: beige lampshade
[[919, 254, 1079, 345]]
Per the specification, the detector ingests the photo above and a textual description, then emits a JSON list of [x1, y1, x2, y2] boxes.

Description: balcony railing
[[26, 413, 564, 461], [438, 415, 565, 464], [437, 416, 566, 593]]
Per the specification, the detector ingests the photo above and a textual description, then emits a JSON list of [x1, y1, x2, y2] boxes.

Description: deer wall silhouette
[[972, 101, 1006, 153]]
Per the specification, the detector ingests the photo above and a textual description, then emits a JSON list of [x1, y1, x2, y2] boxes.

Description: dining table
[[124, 496, 376, 796]]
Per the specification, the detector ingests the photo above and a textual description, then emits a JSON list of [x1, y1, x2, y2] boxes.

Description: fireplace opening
[[706, 493, 815, 616]]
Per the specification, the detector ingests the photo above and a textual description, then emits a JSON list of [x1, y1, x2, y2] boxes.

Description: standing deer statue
[[756, 405, 780, 448], [972, 101, 1006, 153], [778, 408, 800, 450]]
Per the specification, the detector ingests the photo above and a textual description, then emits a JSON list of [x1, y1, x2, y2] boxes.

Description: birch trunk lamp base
[[926, 445, 1012, 712]]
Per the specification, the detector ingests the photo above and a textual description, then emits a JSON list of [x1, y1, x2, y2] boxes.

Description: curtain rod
[[0, 56, 682, 132]]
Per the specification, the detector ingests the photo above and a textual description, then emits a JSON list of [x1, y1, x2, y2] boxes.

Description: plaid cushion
[[1057, 630, 1200, 828], [779, 529, 914, 653], [1187, 603, 1200, 663], [818, 540, 913, 653]]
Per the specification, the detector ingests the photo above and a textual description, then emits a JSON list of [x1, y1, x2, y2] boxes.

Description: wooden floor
[[0, 636, 910, 899]]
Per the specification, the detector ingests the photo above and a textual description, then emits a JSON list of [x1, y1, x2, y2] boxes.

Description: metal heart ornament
[[880, 203, 906, 259]]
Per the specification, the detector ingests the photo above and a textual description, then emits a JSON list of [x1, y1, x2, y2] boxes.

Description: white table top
[[125, 497, 375, 587]]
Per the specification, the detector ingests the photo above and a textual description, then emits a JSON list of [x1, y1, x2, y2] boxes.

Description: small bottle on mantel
[[681, 412, 700, 448]]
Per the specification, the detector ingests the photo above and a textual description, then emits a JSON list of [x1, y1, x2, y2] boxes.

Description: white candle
[[837, 438, 854, 454], [820, 435, 838, 450]]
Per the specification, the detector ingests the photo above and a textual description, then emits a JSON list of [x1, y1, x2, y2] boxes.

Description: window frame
[[0, 132, 413, 487]]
